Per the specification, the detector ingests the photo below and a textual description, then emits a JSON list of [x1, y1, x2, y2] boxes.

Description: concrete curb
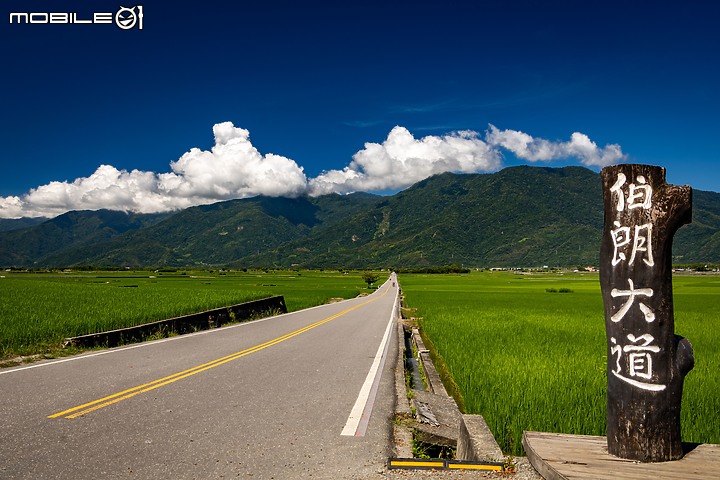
[[393, 321, 415, 458], [391, 287, 544, 478], [392, 308, 506, 463], [411, 327, 449, 397], [64, 295, 287, 348], [457, 414, 504, 463]]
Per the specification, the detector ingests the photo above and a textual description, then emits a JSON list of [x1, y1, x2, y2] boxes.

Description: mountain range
[[1, 166, 718, 269]]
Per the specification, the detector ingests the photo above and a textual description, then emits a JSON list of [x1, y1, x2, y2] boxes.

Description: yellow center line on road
[[49, 284, 390, 419]]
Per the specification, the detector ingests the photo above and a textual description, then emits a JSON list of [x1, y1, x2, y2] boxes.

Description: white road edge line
[[341, 279, 398, 437]]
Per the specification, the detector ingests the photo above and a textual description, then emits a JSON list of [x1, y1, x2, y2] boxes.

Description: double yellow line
[[50, 287, 388, 419]]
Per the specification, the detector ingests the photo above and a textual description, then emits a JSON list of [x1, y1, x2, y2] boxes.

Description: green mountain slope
[[256, 166, 604, 268], [1, 166, 718, 268], [0, 217, 46, 233], [674, 189, 720, 264], [37, 194, 381, 268], [0, 210, 169, 267]]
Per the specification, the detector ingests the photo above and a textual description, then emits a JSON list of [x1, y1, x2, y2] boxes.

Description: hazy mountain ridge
[[0, 210, 170, 267], [0, 217, 46, 233], [1, 166, 718, 268]]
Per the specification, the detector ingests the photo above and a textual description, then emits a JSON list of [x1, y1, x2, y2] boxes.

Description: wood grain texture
[[523, 431, 720, 479]]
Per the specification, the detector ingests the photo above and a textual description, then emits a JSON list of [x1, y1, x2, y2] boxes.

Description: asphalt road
[[0, 274, 399, 479]]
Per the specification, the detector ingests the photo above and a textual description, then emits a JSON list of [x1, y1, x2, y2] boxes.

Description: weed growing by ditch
[[411, 433, 455, 460]]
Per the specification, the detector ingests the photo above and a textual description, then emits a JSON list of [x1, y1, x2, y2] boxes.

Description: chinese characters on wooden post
[[600, 164, 694, 462]]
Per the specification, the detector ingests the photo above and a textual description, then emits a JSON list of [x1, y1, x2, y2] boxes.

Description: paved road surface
[[0, 274, 399, 479]]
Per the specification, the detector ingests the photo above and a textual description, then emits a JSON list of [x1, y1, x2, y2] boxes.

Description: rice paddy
[[0, 269, 369, 359], [399, 270, 720, 456]]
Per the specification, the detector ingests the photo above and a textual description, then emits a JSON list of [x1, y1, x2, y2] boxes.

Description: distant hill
[[1, 166, 718, 268], [0, 210, 169, 267], [0, 217, 46, 232]]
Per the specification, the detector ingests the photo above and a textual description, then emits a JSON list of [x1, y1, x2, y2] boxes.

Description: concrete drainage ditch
[[392, 304, 543, 477]]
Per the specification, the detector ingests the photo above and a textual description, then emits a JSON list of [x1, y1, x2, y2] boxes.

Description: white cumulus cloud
[[309, 126, 502, 195], [0, 122, 308, 218], [158, 122, 307, 200], [0, 122, 627, 219], [485, 124, 627, 167], [19, 165, 167, 217]]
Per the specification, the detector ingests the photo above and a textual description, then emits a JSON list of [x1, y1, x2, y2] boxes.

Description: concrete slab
[[457, 414, 504, 463], [412, 389, 462, 447]]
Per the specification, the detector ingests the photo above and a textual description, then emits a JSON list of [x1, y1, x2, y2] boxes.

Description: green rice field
[[399, 270, 720, 456], [0, 269, 371, 359]]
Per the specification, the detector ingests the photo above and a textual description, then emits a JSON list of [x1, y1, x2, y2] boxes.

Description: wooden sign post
[[599, 164, 694, 462]]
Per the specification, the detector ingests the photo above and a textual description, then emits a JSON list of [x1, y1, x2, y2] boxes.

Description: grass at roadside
[[399, 271, 720, 456], [0, 269, 375, 360]]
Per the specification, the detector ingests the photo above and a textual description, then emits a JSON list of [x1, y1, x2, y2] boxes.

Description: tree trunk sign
[[600, 164, 694, 462]]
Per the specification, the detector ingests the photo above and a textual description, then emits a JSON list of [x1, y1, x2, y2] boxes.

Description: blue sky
[[1, 0, 718, 218]]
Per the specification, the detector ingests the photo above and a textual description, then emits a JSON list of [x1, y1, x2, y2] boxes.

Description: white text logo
[[9, 6, 143, 30]]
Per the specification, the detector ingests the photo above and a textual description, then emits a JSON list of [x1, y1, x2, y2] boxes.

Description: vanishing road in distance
[[0, 274, 399, 479]]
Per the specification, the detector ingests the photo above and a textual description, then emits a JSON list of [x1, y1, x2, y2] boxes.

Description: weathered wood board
[[523, 431, 720, 480]]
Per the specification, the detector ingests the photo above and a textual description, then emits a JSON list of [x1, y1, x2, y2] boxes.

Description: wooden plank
[[523, 432, 720, 479], [523, 431, 566, 480]]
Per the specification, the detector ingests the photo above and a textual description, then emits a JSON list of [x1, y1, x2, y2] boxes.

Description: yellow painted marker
[[388, 458, 505, 471], [388, 459, 445, 469]]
